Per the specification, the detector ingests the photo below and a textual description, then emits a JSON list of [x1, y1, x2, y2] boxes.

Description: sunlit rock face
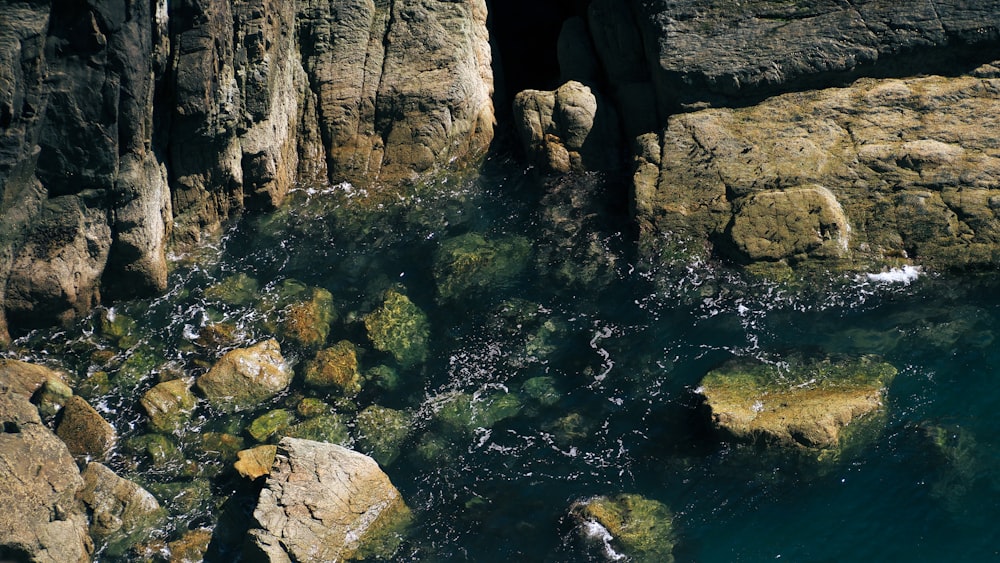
[[635, 75, 1000, 273]]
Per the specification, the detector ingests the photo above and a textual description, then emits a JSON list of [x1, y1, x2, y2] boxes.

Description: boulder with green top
[[246, 438, 412, 562], [356, 405, 412, 467], [698, 355, 897, 454], [196, 339, 292, 413], [284, 413, 351, 446], [303, 341, 362, 395], [570, 494, 676, 563], [78, 462, 167, 558], [247, 409, 297, 443], [140, 378, 197, 433], [364, 290, 430, 369], [35, 376, 73, 420], [433, 232, 532, 302]]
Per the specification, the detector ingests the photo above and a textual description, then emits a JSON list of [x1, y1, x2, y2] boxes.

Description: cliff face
[[0, 0, 494, 340]]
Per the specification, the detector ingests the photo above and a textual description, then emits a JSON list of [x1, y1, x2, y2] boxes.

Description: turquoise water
[[10, 157, 1000, 561]]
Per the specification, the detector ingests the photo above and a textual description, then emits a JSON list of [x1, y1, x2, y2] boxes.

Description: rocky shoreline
[[3, 1, 1000, 560]]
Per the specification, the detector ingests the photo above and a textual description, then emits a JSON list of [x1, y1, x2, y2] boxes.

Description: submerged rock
[[247, 409, 297, 443], [284, 413, 351, 446], [275, 283, 337, 350], [636, 75, 1000, 272], [570, 494, 676, 563], [196, 339, 293, 413], [303, 340, 362, 395], [698, 355, 897, 455], [204, 273, 261, 307], [78, 462, 167, 558], [246, 438, 412, 562], [364, 290, 430, 369], [0, 390, 93, 562], [433, 232, 532, 303]]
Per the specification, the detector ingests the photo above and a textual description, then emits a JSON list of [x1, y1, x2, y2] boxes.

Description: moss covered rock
[[570, 494, 676, 563], [364, 290, 430, 369], [248, 409, 297, 443], [434, 390, 522, 436], [303, 341, 362, 395], [284, 413, 351, 445], [204, 273, 260, 307], [699, 355, 896, 455], [140, 378, 197, 433], [356, 405, 412, 467], [433, 232, 532, 302]]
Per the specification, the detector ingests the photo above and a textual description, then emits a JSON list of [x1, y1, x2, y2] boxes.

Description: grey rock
[[246, 437, 411, 562], [78, 462, 167, 558], [0, 390, 93, 562]]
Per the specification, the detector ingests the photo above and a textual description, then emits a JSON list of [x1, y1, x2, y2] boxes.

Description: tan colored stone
[[235, 445, 278, 480], [56, 395, 117, 460]]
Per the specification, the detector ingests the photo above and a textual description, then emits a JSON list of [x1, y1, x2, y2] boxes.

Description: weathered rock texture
[[246, 437, 411, 562], [0, 0, 494, 340], [635, 75, 1000, 270], [78, 462, 166, 557], [0, 389, 93, 562], [699, 355, 897, 454], [196, 338, 292, 413]]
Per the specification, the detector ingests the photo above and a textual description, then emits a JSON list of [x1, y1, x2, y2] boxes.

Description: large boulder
[[0, 390, 92, 562], [698, 355, 897, 455], [246, 437, 412, 562], [78, 462, 167, 558], [636, 74, 1000, 272], [196, 339, 293, 413]]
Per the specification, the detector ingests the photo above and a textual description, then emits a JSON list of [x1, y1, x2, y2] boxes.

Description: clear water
[[10, 157, 1000, 561]]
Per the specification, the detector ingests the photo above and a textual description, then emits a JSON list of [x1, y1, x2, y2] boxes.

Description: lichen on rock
[[364, 289, 430, 369]]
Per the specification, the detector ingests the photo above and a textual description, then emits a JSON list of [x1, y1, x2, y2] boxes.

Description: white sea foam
[[581, 519, 627, 561], [865, 265, 922, 284]]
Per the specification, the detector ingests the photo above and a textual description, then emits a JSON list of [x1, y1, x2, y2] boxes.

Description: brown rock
[[56, 394, 117, 460], [235, 445, 279, 480], [196, 339, 292, 413]]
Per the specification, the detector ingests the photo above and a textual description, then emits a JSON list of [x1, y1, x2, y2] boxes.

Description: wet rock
[[433, 233, 532, 303], [246, 438, 412, 562], [194, 432, 246, 463], [235, 445, 279, 480], [303, 341, 362, 395], [275, 283, 336, 350], [126, 433, 188, 472], [570, 494, 676, 563], [79, 462, 168, 558], [297, 0, 494, 187], [0, 390, 93, 562], [366, 364, 402, 392], [35, 376, 73, 420], [0, 358, 67, 398], [247, 409, 297, 443], [521, 376, 562, 407], [284, 413, 351, 446], [146, 478, 214, 515], [141, 378, 198, 433], [434, 390, 522, 436], [513, 81, 622, 173], [296, 397, 330, 418], [167, 528, 213, 563], [698, 355, 897, 455], [637, 75, 1000, 272], [364, 290, 430, 369], [196, 339, 293, 413], [356, 405, 412, 467], [99, 309, 140, 349], [56, 394, 117, 460], [204, 273, 261, 307]]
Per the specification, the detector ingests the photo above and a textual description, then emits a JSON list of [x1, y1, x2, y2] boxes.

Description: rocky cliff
[[0, 0, 494, 341]]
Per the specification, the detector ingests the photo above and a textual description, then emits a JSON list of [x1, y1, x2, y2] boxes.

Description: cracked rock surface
[[246, 437, 411, 562]]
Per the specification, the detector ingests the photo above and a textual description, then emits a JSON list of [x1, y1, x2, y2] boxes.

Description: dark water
[[10, 158, 1000, 561]]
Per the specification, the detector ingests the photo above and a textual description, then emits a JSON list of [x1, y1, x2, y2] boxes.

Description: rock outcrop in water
[[0, 0, 494, 340], [698, 355, 897, 457], [196, 338, 292, 413], [246, 437, 412, 562]]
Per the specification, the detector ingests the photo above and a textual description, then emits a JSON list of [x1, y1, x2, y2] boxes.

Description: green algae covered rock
[[570, 494, 676, 563], [248, 409, 297, 443], [263, 280, 337, 350], [356, 405, 412, 467], [699, 355, 897, 456], [140, 378, 197, 433], [204, 273, 260, 307], [303, 341, 362, 395], [433, 232, 532, 302], [434, 390, 522, 436], [296, 397, 330, 418], [364, 290, 430, 369]]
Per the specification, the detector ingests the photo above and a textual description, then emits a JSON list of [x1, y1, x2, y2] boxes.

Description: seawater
[[10, 157, 1000, 561]]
